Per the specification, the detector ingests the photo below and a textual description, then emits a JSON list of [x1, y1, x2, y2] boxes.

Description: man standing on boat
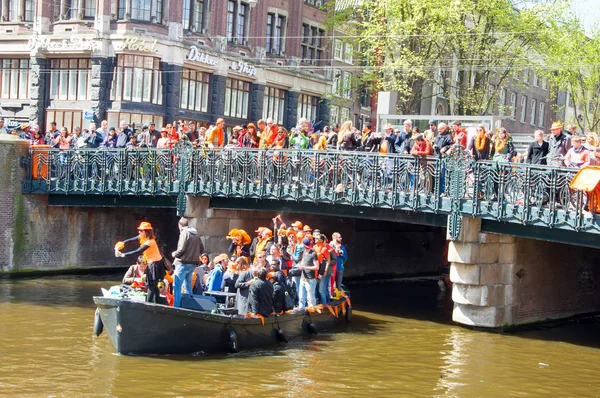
[[297, 238, 320, 309], [172, 218, 205, 308]]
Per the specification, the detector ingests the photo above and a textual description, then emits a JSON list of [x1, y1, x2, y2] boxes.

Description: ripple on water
[[1, 277, 600, 397]]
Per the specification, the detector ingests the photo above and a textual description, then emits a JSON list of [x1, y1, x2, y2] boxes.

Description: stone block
[[450, 263, 480, 285], [452, 284, 506, 307], [448, 242, 499, 264], [479, 263, 506, 285], [504, 284, 517, 306], [498, 243, 516, 264], [184, 196, 209, 217], [478, 232, 499, 244], [194, 218, 230, 236], [502, 263, 516, 285], [452, 303, 506, 328], [499, 235, 517, 243], [447, 216, 481, 243]]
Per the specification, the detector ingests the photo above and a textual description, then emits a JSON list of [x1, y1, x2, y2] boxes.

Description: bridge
[[21, 144, 600, 247], [3, 136, 600, 329]]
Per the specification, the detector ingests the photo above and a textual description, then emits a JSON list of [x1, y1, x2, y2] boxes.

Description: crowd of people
[[3, 113, 597, 170], [115, 215, 348, 318]]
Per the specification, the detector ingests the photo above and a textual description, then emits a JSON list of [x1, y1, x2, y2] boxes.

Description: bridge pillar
[[448, 217, 518, 328]]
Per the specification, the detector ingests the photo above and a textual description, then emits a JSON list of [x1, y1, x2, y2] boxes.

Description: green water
[[1, 275, 599, 397]]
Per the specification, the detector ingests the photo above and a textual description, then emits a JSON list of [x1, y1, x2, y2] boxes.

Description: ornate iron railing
[[22, 145, 600, 238]]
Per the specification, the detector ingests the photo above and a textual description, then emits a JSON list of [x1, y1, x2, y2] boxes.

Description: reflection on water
[[1, 275, 600, 396]]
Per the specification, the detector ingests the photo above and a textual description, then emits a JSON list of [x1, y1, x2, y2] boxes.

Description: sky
[[572, 0, 600, 32]]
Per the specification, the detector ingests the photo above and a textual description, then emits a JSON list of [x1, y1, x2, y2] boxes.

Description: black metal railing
[[22, 145, 600, 236]]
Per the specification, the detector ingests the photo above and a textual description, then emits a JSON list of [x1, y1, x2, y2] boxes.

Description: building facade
[[0, 0, 337, 133]]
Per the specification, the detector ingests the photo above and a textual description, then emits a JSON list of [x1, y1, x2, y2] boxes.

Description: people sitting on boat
[[248, 268, 274, 317], [116, 222, 171, 303], [206, 253, 228, 292], [253, 251, 267, 269], [122, 256, 147, 288]]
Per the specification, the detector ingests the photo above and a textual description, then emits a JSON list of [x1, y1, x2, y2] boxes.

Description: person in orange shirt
[[313, 234, 331, 304], [206, 118, 225, 147], [260, 118, 278, 148], [410, 134, 433, 156], [271, 126, 289, 149]]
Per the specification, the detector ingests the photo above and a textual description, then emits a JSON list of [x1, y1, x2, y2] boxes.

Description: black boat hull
[[93, 297, 349, 355]]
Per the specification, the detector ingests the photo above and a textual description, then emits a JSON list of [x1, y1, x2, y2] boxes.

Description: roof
[[335, 0, 363, 12]]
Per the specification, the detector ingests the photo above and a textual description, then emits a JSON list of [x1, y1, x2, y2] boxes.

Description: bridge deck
[[21, 147, 600, 240]]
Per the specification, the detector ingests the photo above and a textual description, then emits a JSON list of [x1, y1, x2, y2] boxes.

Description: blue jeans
[[318, 275, 331, 304], [173, 263, 196, 308], [298, 278, 317, 309]]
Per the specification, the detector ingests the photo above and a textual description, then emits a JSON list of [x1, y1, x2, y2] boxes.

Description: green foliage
[[348, 0, 562, 115], [541, 5, 600, 131]]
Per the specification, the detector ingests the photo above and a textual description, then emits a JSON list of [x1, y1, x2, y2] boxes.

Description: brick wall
[[515, 237, 600, 323]]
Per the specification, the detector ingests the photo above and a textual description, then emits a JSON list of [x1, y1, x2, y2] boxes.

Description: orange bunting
[[245, 313, 265, 326]]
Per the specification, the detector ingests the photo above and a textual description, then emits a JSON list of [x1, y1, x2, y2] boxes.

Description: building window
[[180, 69, 210, 113], [7, 0, 36, 21], [541, 77, 548, 90], [0, 59, 29, 100], [263, 86, 286, 124], [227, 1, 249, 44], [344, 43, 353, 64], [330, 105, 339, 125], [25, 0, 35, 21], [297, 94, 318, 122], [520, 95, 527, 123], [224, 78, 250, 119], [118, 0, 161, 22], [533, 73, 539, 87], [498, 88, 506, 116], [183, 0, 206, 33], [360, 86, 371, 108], [45, 110, 84, 134], [49, 59, 90, 101], [523, 69, 529, 84], [343, 72, 352, 99], [539, 102, 545, 127], [304, 0, 322, 7], [530, 98, 537, 126], [340, 107, 350, 122], [111, 55, 163, 104], [332, 69, 342, 96], [334, 40, 343, 60], [107, 112, 164, 131], [301, 23, 325, 64], [510, 92, 517, 120], [266, 13, 285, 55]]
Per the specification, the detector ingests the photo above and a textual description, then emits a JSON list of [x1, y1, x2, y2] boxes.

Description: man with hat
[[297, 237, 320, 309], [207, 253, 228, 292], [424, 119, 437, 146], [548, 121, 571, 166], [249, 227, 264, 261], [138, 125, 151, 147], [20, 123, 32, 140]]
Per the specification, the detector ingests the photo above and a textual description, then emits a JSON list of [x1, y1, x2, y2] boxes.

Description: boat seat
[[181, 294, 218, 311]]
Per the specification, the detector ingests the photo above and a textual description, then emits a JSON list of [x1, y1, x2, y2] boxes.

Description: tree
[[351, 0, 561, 116], [541, 10, 600, 132]]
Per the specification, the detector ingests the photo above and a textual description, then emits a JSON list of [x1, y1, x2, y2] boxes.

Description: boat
[[93, 290, 352, 356]]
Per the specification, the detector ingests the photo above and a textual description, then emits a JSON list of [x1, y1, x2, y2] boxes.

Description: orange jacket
[[411, 140, 433, 156], [260, 125, 278, 148], [207, 126, 224, 147]]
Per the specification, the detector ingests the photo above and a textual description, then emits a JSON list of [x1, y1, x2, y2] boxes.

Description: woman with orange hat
[[255, 228, 274, 255], [241, 123, 259, 148], [227, 228, 251, 258], [116, 221, 169, 304]]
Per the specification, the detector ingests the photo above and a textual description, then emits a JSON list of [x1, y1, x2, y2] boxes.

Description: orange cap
[[137, 222, 153, 230], [267, 272, 277, 280], [291, 221, 303, 228], [303, 225, 312, 232], [255, 227, 265, 233], [550, 121, 563, 130]]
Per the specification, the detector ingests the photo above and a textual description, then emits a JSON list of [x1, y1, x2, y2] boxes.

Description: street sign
[[83, 110, 95, 120]]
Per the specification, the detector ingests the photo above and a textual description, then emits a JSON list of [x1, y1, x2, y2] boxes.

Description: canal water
[[1, 275, 600, 397]]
